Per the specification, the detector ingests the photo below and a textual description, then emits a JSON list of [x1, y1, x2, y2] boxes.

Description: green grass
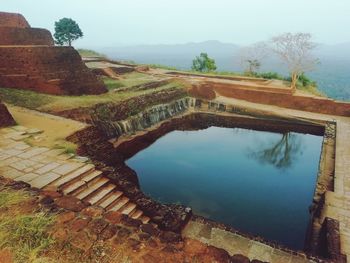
[[0, 73, 185, 112], [0, 188, 55, 263], [77, 49, 105, 58], [53, 140, 77, 155], [147, 64, 178, 70], [0, 188, 30, 208]]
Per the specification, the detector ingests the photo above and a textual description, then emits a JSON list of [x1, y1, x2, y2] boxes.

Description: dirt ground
[[7, 105, 86, 149]]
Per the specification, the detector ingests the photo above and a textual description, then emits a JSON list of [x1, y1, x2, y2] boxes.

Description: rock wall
[[0, 12, 30, 28], [0, 101, 15, 127], [0, 46, 107, 95], [189, 81, 350, 117], [0, 27, 54, 46], [97, 97, 191, 138]]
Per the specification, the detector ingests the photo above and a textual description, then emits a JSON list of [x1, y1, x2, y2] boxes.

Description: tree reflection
[[250, 132, 302, 169]]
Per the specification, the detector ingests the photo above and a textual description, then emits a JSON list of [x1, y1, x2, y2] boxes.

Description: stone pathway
[[0, 125, 150, 224], [183, 220, 312, 263]]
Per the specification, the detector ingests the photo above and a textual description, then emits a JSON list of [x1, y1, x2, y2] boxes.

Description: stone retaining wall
[[189, 81, 350, 117]]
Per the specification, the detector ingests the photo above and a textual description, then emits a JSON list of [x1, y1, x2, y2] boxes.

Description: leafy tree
[[54, 18, 83, 46], [270, 33, 318, 93], [192, 53, 217, 72]]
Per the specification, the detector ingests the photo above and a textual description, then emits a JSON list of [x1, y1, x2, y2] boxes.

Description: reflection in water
[[127, 126, 322, 249], [249, 132, 303, 170]]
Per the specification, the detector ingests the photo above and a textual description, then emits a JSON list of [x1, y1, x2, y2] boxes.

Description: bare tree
[[239, 42, 269, 75], [270, 33, 318, 92]]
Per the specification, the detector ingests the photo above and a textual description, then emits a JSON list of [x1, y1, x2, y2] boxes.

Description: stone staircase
[[0, 125, 150, 224]]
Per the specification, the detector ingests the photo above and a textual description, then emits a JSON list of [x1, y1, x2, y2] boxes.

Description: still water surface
[[126, 126, 323, 249]]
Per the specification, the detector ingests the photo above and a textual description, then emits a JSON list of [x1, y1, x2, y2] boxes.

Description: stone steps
[[139, 215, 151, 224], [120, 203, 137, 215], [130, 209, 143, 219], [84, 184, 116, 205], [48, 164, 95, 189], [74, 177, 110, 200], [108, 196, 130, 212], [97, 190, 123, 208], [0, 125, 152, 227]]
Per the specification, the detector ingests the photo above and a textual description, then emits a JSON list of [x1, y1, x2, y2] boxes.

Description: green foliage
[[54, 18, 83, 46], [0, 188, 30, 209], [253, 72, 286, 80], [191, 53, 217, 72]]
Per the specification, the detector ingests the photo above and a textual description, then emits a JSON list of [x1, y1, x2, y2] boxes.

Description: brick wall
[[0, 12, 30, 28], [0, 27, 54, 46], [0, 46, 107, 95]]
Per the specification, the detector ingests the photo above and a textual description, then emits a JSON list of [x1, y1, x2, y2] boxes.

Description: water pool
[[126, 126, 323, 249]]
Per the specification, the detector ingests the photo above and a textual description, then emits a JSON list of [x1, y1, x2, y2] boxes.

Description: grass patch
[[148, 64, 178, 70], [0, 188, 30, 209], [0, 188, 55, 263], [53, 140, 77, 155], [0, 72, 183, 112], [298, 84, 325, 97], [77, 49, 105, 58], [0, 88, 55, 109], [102, 77, 124, 90]]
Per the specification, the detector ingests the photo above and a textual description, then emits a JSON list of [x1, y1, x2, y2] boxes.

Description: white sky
[[2, 0, 350, 47]]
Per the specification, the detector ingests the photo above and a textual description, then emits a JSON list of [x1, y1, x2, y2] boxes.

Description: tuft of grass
[[0, 188, 30, 209], [0, 213, 56, 263], [53, 140, 77, 155], [0, 188, 56, 263]]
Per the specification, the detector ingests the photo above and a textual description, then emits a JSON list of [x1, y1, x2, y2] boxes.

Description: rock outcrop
[[0, 11, 107, 95], [0, 101, 15, 127]]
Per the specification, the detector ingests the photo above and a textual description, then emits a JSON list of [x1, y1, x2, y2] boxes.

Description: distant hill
[[99, 40, 240, 70], [96, 41, 350, 101]]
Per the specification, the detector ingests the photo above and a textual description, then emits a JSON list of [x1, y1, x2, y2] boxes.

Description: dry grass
[[0, 188, 56, 263]]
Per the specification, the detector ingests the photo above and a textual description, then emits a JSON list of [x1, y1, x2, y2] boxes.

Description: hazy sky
[[2, 0, 350, 47]]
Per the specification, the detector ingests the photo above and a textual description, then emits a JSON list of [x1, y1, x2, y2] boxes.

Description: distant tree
[[239, 42, 268, 75], [192, 53, 217, 72], [270, 33, 318, 93], [54, 18, 83, 46]]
